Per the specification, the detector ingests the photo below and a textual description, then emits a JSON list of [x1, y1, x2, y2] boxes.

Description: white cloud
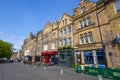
[[0, 31, 7, 36], [0, 31, 25, 50]]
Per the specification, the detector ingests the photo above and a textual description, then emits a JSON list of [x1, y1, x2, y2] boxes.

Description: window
[[64, 28, 67, 35], [62, 20, 64, 26], [83, 19, 87, 27], [44, 44, 48, 50], [51, 43, 55, 49], [53, 24, 57, 28], [80, 21, 83, 28], [88, 32, 93, 43], [68, 37, 72, 45], [97, 51, 105, 64], [80, 34, 84, 44], [114, 0, 120, 12], [84, 51, 94, 64], [68, 26, 72, 33], [87, 17, 91, 26], [59, 30, 63, 37], [52, 33, 56, 39], [81, 6, 86, 13], [65, 19, 67, 25], [84, 33, 88, 43], [59, 40, 63, 46], [63, 38, 67, 46]]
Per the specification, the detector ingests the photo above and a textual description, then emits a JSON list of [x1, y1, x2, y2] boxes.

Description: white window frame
[[51, 43, 55, 49], [64, 28, 67, 35], [68, 37, 72, 45], [83, 19, 87, 27], [87, 17, 91, 26], [68, 26, 72, 34], [44, 45, 48, 50], [63, 38, 67, 46], [80, 21, 83, 28]]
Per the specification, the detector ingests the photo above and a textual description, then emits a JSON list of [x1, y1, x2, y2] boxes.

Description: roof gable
[[59, 13, 73, 29], [43, 21, 53, 35]]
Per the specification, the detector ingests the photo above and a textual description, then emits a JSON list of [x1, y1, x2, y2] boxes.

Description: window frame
[[81, 6, 86, 13], [114, 0, 120, 13]]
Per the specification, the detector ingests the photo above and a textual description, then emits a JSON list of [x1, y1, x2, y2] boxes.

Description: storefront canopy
[[41, 51, 57, 55]]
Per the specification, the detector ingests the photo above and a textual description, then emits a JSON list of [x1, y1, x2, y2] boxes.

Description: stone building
[[22, 32, 36, 63], [21, 0, 120, 68], [41, 20, 59, 64], [104, 0, 120, 67], [57, 13, 74, 67], [73, 0, 111, 67], [17, 49, 24, 61], [35, 30, 43, 62]]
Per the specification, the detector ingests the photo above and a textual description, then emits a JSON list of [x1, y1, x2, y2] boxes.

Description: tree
[[0, 40, 14, 59]]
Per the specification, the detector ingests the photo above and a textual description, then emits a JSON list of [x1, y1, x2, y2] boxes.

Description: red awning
[[41, 51, 57, 55]]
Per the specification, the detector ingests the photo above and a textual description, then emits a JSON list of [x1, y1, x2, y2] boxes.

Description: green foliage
[[72, 60, 76, 69], [67, 45, 72, 49], [0, 40, 14, 59], [57, 46, 63, 51], [58, 45, 72, 51], [63, 46, 67, 50]]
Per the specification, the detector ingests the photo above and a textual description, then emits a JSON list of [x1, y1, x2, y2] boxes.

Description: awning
[[41, 51, 57, 55]]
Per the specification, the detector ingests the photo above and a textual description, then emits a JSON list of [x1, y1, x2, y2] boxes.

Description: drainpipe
[[95, 3, 108, 67]]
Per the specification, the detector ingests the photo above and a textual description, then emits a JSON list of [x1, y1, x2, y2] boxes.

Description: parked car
[[0, 58, 7, 63]]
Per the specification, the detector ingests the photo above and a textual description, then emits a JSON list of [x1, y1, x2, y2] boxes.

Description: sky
[[0, 0, 98, 51]]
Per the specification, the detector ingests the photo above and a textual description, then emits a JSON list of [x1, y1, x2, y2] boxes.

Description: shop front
[[57, 48, 74, 68], [41, 51, 58, 65], [24, 56, 32, 64], [76, 49, 106, 66]]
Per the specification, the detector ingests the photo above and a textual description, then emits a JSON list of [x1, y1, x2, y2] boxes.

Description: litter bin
[[76, 65, 82, 73]]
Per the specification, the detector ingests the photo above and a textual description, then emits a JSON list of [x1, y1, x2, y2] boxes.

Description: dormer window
[[62, 20, 65, 26], [65, 19, 67, 25], [81, 6, 86, 13], [62, 19, 67, 26]]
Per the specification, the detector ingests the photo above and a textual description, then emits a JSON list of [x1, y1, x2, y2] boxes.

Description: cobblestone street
[[0, 63, 99, 80]]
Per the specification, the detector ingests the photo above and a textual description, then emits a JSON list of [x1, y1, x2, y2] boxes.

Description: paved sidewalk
[[0, 63, 110, 80]]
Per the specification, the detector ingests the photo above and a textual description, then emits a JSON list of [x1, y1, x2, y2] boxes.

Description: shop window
[[84, 52, 94, 64], [97, 51, 105, 64], [114, 0, 120, 12], [60, 54, 66, 63]]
